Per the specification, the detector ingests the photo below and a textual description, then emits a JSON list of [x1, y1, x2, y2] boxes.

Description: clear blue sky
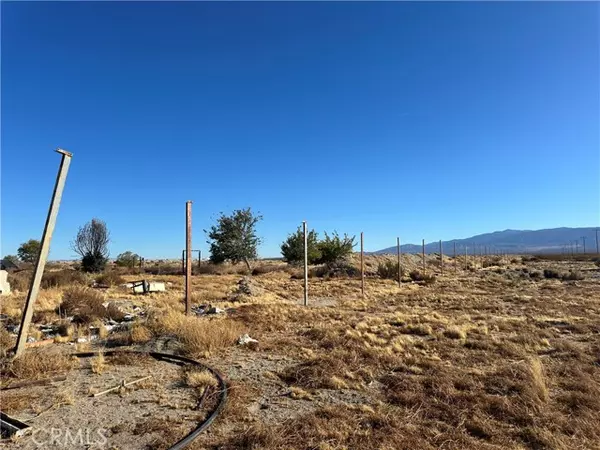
[[1, 2, 599, 259]]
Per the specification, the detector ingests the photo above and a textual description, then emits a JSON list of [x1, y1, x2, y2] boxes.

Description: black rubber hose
[[73, 350, 227, 450]]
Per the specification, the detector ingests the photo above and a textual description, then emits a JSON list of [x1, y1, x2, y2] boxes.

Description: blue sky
[[1, 2, 598, 259]]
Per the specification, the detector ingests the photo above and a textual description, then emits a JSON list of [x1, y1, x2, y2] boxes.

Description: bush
[[316, 232, 355, 265], [8, 270, 32, 292], [311, 262, 360, 279], [59, 286, 123, 323], [17, 239, 41, 263], [543, 269, 561, 279], [41, 270, 88, 289], [72, 219, 110, 273], [409, 270, 436, 284], [115, 251, 141, 268], [251, 264, 283, 276], [529, 271, 543, 280], [281, 227, 321, 265], [95, 271, 125, 286], [561, 271, 584, 281], [377, 261, 401, 280]]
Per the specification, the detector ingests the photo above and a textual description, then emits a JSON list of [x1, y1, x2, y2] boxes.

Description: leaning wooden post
[[439, 240, 444, 274], [303, 221, 308, 306], [185, 201, 192, 316], [360, 232, 365, 297], [15, 149, 72, 357], [422, 239, 426, 270], [397, 237, 402, 285]]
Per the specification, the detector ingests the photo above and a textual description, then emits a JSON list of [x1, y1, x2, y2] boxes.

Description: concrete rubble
[[0, 270, 11, 295]]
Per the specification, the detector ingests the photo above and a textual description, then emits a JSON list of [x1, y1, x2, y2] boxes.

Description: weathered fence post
[[422, 239, 426, 270], [397, 237, 402, 285], [439, 240, 443, 275], [361, 232, 365, 297]]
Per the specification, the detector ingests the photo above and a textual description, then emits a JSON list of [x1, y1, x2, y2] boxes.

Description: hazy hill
[[374, 227, 599, 255]]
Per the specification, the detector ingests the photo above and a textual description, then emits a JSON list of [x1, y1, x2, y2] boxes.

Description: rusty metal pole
[[15, 149, 72, 357], [303, 221, 308, 306], [360, 232, 365, 297], [422, 239, 425, 270], [185, 201, 192, 316], [397, 237, 401, 285], [439, 240, 443, 275], [198, 250, 202, 271], [181, 250, 185, 274]]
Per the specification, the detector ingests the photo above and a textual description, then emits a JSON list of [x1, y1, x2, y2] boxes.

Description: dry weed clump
[[183, 367, 218, 389], [59, 286, 123, 323], [95, 271, 125, 286], [41, 269, 89, 289], [130, 323, 153, 343], [7, 348, 75, 379], [149, 311, 245, 356], [0, 326, 15, 358], [91, 353, 106, 374]]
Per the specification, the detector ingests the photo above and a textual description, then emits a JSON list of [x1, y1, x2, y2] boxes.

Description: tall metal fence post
[[15, 149, 72, 357], [422, 239, 426, 270], [439, 240, 443, 275], [397, 237, 402, 285], [453, 242, 457, 273], [303, 221, 308, 306], [185, 201, 192, 316], [360, 232, 365, 297]]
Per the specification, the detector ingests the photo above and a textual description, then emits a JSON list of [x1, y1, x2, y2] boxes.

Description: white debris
[[237, 334, 258, 345], [76, 337, 88, 343], [27, 336, 36, 343]]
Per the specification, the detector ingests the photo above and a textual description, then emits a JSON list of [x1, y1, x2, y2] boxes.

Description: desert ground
[[1, 254, 599, 450]]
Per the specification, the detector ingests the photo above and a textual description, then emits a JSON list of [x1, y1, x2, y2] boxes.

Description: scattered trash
[[228, 276, 264, 302], [237, 334, 258, 345], [1, 412, 31, 438], [26, 336, 36, 343], [76, 337, 88, 343], [192, 304, 226, 315], [128, 280, 166, 294], [92, 375, 152, 397]]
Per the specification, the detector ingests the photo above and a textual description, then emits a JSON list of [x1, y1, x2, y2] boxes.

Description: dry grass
[[91, 352, 106, 374], [183, 368, 218, 389], [130, 323, 153, 343], [148, 310, 245, 356], [7, 348, 75, 379]]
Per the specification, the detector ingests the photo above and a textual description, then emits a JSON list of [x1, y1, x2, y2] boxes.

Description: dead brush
[[148, 311, 245, 356], [41, 269, 89, 289], [59, 286, 124, 323], [0, 326, 15, 358], [8, 348, 75, 379]]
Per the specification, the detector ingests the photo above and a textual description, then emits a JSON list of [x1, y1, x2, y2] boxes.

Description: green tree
[[2, 255, 20, 266], [206, 208, 262, 270], [115, 251, 140, 268], [281, 226, 321, 265], [71, 219, 110, 273], [17, 239, 41, 263], [316, 231, 356, 265]]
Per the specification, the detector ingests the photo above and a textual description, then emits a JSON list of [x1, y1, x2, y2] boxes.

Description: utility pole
[[439, 240, 443, 274], [581, 236, 586, 254], [360, 232, 365, 297], [15, 149, 72, 357], [397, 237, 402, 285], [422, 239, 426, 270], [185, 201, 192, 316], [303, 221, 308, 306]]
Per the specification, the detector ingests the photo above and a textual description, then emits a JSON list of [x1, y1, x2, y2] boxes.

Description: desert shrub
[[251, 264, 283, 276], [8, 348, 75, 379], [96, 271, 125, 286], [0, 326, 14, 358], [543, 269, 561, 279], [41, 269, 88, 289], [311, 261, 359, 279], [377, 260, 401, 280], [316, 232, 355, 265], [281, 226, 321, 265], [409, 270, 436, 284], [115, 251, 141, 268], [58, 286, 121, 323], [8, 270, 32, 292], [561, 270, 584, 281], [529, 271, 543, 280]]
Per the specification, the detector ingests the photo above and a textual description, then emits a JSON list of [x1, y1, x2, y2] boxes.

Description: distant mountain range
[[373, 227, 599, 255]]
